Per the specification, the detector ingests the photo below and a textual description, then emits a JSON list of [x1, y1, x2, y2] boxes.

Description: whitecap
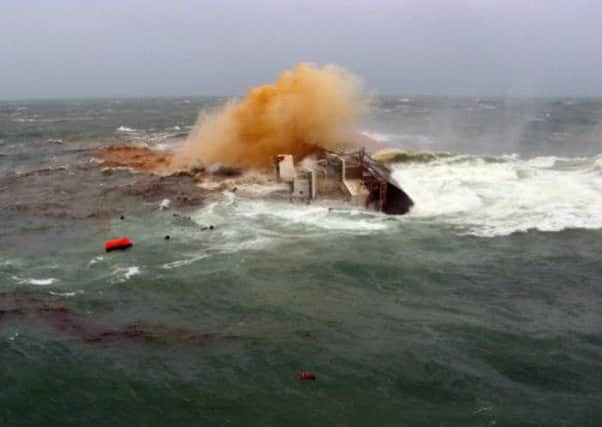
[[216, 235, 275, 254], [11, 117, 37, 123], [360, 131, 392, 143], [592, 157, 602, 173], [361, 130, 434, 145], [161, 255, 208, 270], [88, 256, 104, 266], [154, 143, 172, 151], [116, 126, 136, 133], [110, 266, 141, 283], [49, 291, 83, 297], [196, 199, 388, 233], [392, 153, 602, 237], [12, 276, 58, 286], [122, 266, 140, 279]]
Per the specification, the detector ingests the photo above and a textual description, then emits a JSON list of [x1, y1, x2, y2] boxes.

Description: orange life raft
[[105, 237, 133, 252]]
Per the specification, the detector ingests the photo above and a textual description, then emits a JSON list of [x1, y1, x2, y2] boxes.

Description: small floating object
[[105, 237, 133, 252], [297, 370, 316, 381]]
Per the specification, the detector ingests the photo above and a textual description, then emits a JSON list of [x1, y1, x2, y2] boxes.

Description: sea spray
[[173, 63, 366, 170], [391, 153, 602, 236]]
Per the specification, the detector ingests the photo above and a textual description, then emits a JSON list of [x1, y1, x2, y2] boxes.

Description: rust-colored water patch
[[94, 145, 174, 173]]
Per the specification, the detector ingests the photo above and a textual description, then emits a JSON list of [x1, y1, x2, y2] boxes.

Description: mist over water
[[363, 97, 602, 157], [1, 96, 602, 426]]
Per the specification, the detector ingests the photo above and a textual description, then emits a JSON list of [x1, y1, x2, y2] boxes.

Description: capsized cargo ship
[[94, 144, 415, 215], [273, 149, 413, 215]]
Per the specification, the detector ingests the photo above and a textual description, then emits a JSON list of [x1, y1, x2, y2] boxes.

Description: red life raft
[[105, 237, 133, 252], [297, 370, 316, 381]]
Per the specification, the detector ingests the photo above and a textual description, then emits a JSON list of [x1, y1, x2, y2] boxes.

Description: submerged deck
[[274, 149, 414, 215]]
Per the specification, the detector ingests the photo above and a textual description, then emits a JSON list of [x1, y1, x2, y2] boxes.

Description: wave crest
[[391, 153, 602, 237]]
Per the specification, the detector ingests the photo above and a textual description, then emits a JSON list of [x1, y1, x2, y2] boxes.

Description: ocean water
[[1, 97, 602, 426]]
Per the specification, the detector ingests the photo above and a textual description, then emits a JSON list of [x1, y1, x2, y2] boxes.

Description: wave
[[11, 276, 58, 286], [201, 199, 388, 232], [154, 143, 176, 151], [11, 117, 38, 123], [372, 149, 451, 163], [182, 196, 389, 256], [116, 126, 137, 133], [391, 153, 602, 237], [161, 255, 209, 270], [49, 291, 83, 297], [361, 131, 394, 143], [110, 266, 141, 283], [361, 130, 434, 145], [180, 152, 602, 241], [88, 256, 104, 266]]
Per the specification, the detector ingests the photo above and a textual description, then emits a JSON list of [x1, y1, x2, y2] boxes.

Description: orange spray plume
[[172, 63, 365, 170]]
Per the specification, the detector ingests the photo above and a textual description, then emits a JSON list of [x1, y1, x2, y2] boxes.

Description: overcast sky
[[1, 0, 601, 99]]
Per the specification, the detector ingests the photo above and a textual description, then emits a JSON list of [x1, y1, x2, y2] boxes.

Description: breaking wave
[[11, 276, 58, 286], [391, 153, 602, 237], [229, 200, 388, 232], [361, 130, 434, 145], [116, 126, 137, 133], [110, 266, 141, 283], [180, 196, 390, 258], [181, 152, 602, 240], [360, 131, 394, 143]]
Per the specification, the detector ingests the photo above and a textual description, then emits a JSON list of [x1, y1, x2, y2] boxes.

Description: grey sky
[[1, 0, 601, 99]]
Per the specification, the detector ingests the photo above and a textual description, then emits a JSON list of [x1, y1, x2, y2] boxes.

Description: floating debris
[[105, 237, 133, 252]]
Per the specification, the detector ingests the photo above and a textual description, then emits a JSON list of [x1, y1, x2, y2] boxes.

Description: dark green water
[[1, 98, 601, 426]]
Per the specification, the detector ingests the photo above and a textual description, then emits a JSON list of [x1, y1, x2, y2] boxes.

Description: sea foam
[[391, 153, 602, 237], [110, 266, 141, 283]]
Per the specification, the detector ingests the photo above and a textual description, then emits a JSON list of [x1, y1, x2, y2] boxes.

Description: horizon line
[[2, 93, 602, 103]]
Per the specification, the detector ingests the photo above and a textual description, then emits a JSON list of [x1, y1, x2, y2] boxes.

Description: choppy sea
[[1, 97, 601, 426]]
